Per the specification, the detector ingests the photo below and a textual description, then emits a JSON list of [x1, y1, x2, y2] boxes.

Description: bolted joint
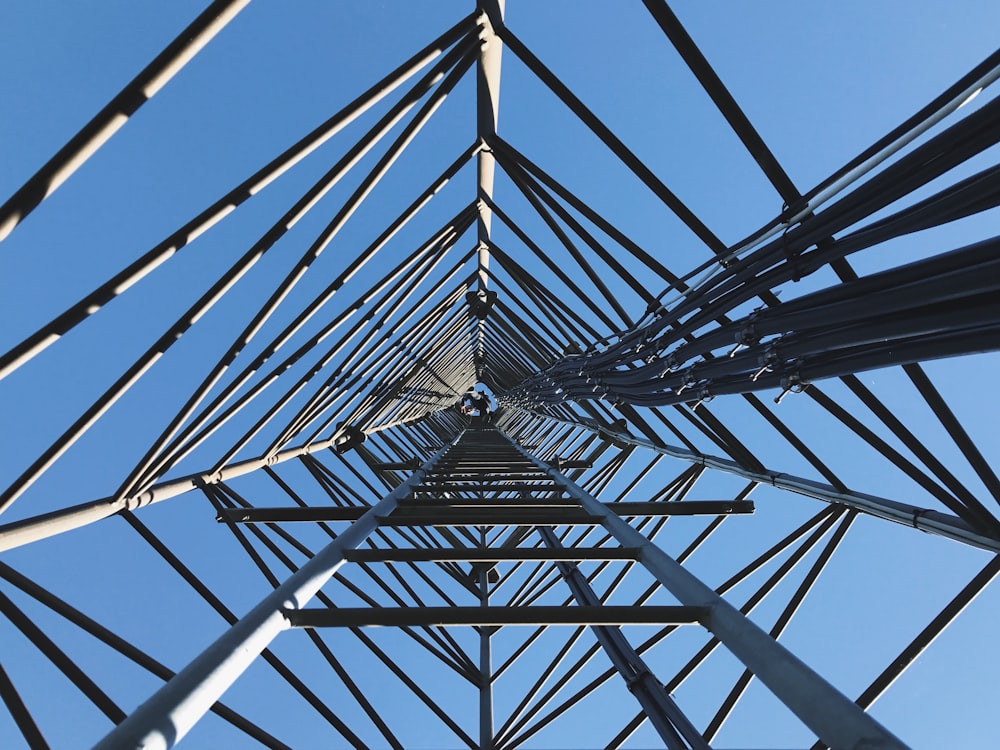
[[334, 423, 366, 454], [465, 289, 498, 321]]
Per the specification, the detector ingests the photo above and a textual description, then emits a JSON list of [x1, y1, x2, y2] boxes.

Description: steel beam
[[0, 434, 353, 552], [344, 548, 640, 562], [474, 0, 505, 291], [538, 527, 708, 750], [217, 500, 753, 525], [478, 565, 494, 750], [512, 438, 909, 750], [91, 441, 453, 750], [522, 410, 1000, 553], [0, 15, 476, 383], [286, 605, 706, 628], [0, 0, 252, 243]]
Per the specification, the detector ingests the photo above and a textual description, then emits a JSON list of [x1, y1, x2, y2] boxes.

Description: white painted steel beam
[[511, 437, 910, 750], [91, 441, 453, 750], [0, 435, 351, 552], [519, 409, 1000, 553]]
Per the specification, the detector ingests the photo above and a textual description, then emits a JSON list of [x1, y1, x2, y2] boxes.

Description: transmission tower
[[1, 2, 999, 748]]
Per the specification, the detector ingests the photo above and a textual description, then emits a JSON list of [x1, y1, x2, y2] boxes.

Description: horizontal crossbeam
[[285, 605, 707, 628], [343, 548, 641, 562], [217, 500, 753, 525]]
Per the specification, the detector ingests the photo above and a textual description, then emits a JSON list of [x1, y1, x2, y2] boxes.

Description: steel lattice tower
[[1, 2, 999, 748]]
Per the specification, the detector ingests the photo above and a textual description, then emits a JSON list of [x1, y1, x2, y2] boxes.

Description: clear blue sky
[[2, 2, 1000, 748]]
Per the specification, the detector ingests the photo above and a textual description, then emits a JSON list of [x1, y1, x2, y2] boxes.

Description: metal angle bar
[[211, 252, 462, 471], [126, 191, 477, 497], [492, 136, 682, 289], [500, 152, 652, 310], [0, 13, 477, 382], [510, 515, 736, 750], [489, 241, 603, 342], [530, 409, 1000, 552], [215, 465, 478, 677], [120, 512, 369, 742], [317, 584, 481, 740], [847, 553, 1000, 712], [90, 441, 454, 750], [0, 561, 291, 750], [288, 605, 705, 628], [904, 363, 1000, 506], [0, 433, 346, 552], [484, 274, 572, 349], [487, 205, 620, 332], [204, 487, 280, 590], [741, 393, 848, 492], [326, 561, 480, 681], [205, 52, 477, 474], [807, 385, 1000, 534], [641, 0, 800, 204], [704, 511, 856, 742], [282, 213, 473, 418], [174, 260, 462, 470], [0, 589, 126, 724], [218, 501, 751, 524], [288, 281, 473, 445], [349, 292, 471, 400], [0, 41, 479, 520], [309, 555, 484, 726], [513, 440, 908, 750], [344, 548, 640, 562], [500, 159, 636, 326], [494, 23, 728, 257], [0, 660, 49, 750], [492, 623, 592, 745], [251, 285, 468, 452], [371, 538, 472, 606], [491, 299, 563, 358], [840, 374, 1000, 529], [691, 402, 766, 474], [301, 629, 403, 750], [228, 502, 480, 683], [480, 295, 553, 364], [0, 0, 252, 242], [483, 320, 549, 375], [538, 527, 708, 750], [598, 510, 847, 741], [487, 275, 577, 358]]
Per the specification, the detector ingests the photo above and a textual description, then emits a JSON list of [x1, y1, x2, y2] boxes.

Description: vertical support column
[[510, 439, 910, 750], [92, 441, 454, 750], [478, 562, 494, 749], [472, 2, 505, 382], [475, 0, 505, 292]]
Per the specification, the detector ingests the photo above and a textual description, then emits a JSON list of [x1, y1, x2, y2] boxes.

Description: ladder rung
[[286, 605, 707, 628]]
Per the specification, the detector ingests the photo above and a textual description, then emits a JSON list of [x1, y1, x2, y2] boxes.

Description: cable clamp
[[751, 344, 780, 382], [674, 367, 699, 395], [774, 363, 808, 404], [658, 351, 682, 378], [693, 384, 714, 410]]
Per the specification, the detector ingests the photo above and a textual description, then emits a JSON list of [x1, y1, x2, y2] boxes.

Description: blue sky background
[[2, 2, 1000, 748]]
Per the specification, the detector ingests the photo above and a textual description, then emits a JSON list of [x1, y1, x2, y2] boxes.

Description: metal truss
[[1, 2, 999, 749]]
